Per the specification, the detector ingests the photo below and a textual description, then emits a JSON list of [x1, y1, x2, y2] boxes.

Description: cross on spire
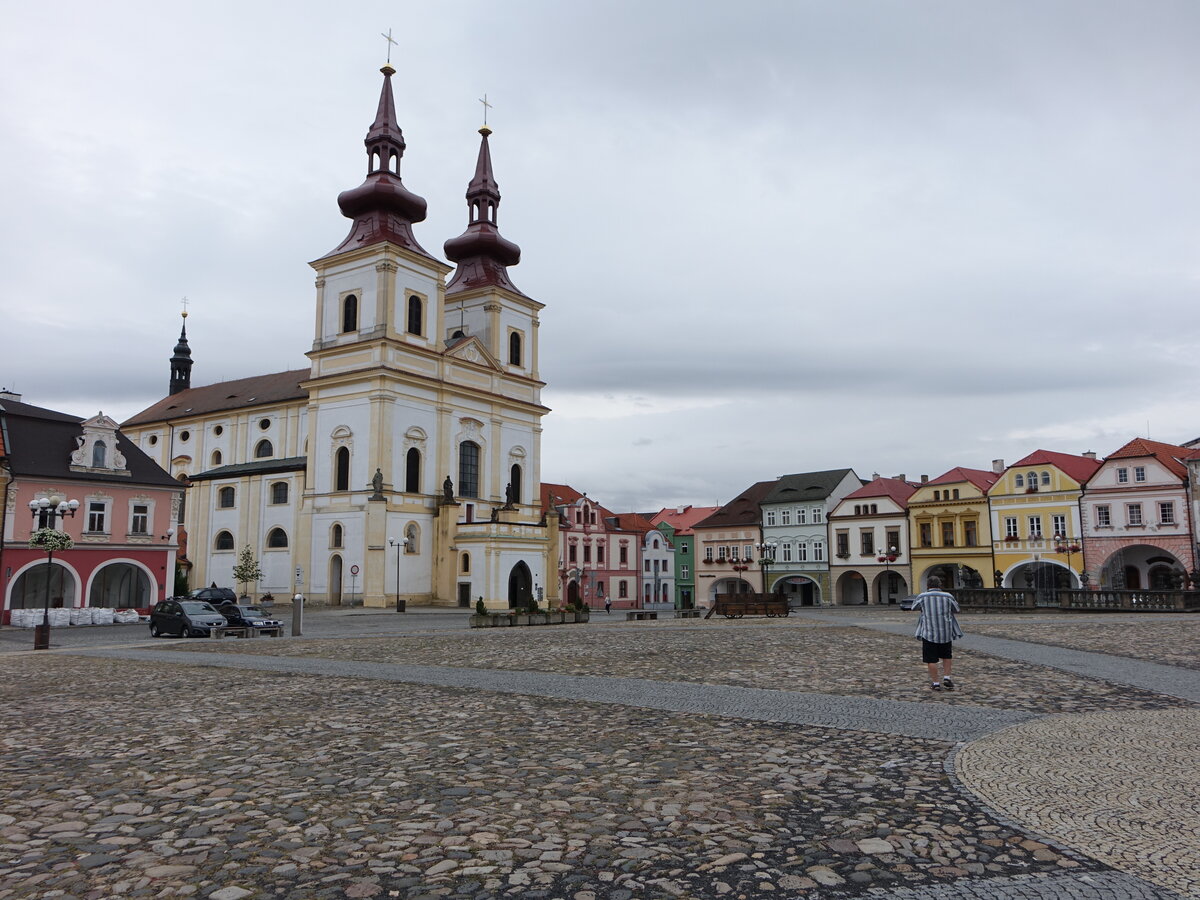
[[381, 28, 397, 64], [479, 93, 492, 126], [180, 296, 189, 319]]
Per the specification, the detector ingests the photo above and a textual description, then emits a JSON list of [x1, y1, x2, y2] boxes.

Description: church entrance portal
[[508, 561, 533, 608]]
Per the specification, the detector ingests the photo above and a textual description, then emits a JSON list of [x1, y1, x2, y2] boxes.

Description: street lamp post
[[875, 546, 898, 604], [388, 535, 409, 612], [755, 541, 777, 598], [1053, 534, 1082, 588], [28, 495, 80, 650]]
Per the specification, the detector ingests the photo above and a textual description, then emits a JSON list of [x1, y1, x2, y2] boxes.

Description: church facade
[[123, 64, 557, 610]]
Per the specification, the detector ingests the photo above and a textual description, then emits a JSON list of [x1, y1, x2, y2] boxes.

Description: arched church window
[[215, 530, 235, 551], [458, 441, 480, 498], [270, 482, 289, 504], [255, 439, 273, 459], [92, 440, 107, 468], [335, 447, 350, 492], [405, 447, 421, 493], [267, 527, 289, 549], [461, 552, 471, 574], [510, 463, 522, 504], [218, 486, 235, 509], [509, 332, 522, 366], [407, 295, 422, 336], [342, 294, 358, 333], [331, 523, 343, 549], [211, 450, 222, 466]]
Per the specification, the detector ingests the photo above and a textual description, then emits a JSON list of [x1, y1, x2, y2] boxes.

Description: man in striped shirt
[[911, 575, 963, 692]]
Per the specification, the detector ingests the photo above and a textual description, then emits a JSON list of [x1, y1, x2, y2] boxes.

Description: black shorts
[[922, 640, 953, 663]]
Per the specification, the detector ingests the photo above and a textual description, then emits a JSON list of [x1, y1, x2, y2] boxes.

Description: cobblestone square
[[0, 611, 1196, 899]]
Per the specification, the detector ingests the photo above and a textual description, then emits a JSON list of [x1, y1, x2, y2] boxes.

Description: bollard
[[291, 593, 304, 636], [396, 596, 406, 613]]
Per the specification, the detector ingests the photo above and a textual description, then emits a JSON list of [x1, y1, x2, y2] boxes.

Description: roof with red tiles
[[541, 482, 586, 511], [925, 467, 1000, 492], [650, 505, 722, 535], [122, 369, 310, 427], [1099, 438, 1200, 481], [1008, 448, 1103, 484], [607, 512, 657, 534], [843, 477, 919, 506]]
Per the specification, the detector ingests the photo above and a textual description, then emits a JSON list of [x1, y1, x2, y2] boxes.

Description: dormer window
[[71, 413, 129, 476]]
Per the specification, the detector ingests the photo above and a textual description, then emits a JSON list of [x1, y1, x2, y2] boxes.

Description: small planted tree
[[231, 545, 263, 598]]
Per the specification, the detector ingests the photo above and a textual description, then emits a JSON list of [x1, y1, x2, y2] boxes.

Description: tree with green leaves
[[231, 545, 263, 597]]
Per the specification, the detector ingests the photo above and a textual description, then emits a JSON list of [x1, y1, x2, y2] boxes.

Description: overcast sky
[[3, 1, 1199, 511]]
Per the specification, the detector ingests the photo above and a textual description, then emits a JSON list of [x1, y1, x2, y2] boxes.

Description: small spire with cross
[[479, 93, 493, 127], [381, 28, 397, 64]]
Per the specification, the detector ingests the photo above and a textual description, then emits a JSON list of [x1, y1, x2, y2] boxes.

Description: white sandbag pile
[[113, 609, 140, 624], [90, 607, 114, 625]]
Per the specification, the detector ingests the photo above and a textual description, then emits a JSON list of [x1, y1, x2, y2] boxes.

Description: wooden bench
[[674, 609, 702, 618], [625, 611, 658, 621], [209, 626, 250, 639]]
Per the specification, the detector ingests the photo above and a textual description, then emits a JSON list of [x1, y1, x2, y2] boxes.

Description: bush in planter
[[476, 598, 488, 616]]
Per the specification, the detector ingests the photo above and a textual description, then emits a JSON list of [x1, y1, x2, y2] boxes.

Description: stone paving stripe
[[862, 869, 1188, 899], [75, 647, 1035, 741], [827, 618, 1200, 703]]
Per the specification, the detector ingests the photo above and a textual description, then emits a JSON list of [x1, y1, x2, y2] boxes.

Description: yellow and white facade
[[907, 467, 1000, 590], [989, 450, 1100, 590], [123, 65, 556, 610]]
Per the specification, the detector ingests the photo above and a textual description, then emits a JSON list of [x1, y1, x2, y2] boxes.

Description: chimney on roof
[[921, 474, 929, 483], [1082, 451, 1097, 460], [992, 459, 1005, 473], [871, 472, 879, 481], [896, 474, 906, 482], [676, 505, 687, 514], [0, 389, 21, 402]]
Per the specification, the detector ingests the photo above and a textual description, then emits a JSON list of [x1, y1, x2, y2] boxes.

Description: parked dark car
[[150, 599, 228, 638], [217, 603, 282, 631], [189, 586, 238, 605]]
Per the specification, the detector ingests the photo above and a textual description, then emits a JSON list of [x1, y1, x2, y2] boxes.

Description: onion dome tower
[[169, 310, 192, 395], [444, 125, 525, 296], [323, 64, 432, 259]]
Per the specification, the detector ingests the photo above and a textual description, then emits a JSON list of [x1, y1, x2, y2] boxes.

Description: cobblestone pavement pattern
[[149, 624, 1191, 715], [0, 613, 1196, 899]]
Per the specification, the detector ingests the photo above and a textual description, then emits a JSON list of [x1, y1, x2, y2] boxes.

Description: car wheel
[[177, 624, 189, 638], [150, 622, 161, 638]]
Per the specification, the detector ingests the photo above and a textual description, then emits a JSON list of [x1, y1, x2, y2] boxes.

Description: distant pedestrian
[[911, 575, 963, 692], [604, 596, 612, 615]]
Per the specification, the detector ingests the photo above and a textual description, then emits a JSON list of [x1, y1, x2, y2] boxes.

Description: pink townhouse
[[1, 395, 183, 622]]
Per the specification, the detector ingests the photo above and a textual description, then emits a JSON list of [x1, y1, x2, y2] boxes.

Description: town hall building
[[122, 63, 557, 610]]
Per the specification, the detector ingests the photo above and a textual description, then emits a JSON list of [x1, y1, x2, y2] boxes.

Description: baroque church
[[123, 63, 557, 610]]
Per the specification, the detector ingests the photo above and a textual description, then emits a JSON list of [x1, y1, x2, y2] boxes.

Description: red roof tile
[[925, 467, 1000, 492], [843, 477, 919, 506], [608, 512, 656, 534], [122, 369, 310, 427], [1008, 449, 1102, 484], [649, 505, 721, 535], [1100, 438, 1200, 481]]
